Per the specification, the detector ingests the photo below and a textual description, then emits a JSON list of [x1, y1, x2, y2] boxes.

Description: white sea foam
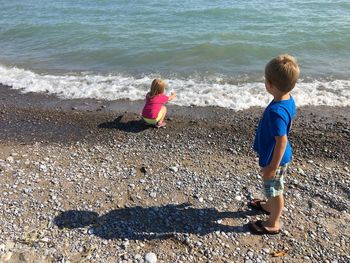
[[1, 65, 349, 111]]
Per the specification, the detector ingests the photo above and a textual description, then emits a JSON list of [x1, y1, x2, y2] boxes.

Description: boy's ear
[[265, 79, 272, 88], [266, 80, 277, 90]]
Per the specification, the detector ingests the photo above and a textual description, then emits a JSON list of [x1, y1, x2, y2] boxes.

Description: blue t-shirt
[[253, 96, 296, 167]]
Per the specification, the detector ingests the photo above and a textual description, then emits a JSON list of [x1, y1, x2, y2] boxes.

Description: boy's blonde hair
[[148, 79, 166, 98], [265, 54, 300, 93]]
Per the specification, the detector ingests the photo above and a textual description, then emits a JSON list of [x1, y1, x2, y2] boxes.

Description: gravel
[[0, 86, 349, 262]]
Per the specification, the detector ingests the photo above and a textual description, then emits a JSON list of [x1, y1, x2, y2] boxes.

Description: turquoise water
[[0, 0, 350, 109], [1, 0, 350, 77]]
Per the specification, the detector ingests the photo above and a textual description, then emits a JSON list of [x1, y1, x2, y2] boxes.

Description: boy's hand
[[260, 136, 287, 180], [260, 166, 277, 180]]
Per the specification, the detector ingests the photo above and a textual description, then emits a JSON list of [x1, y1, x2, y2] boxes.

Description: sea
[[0, 0, 350, 110]]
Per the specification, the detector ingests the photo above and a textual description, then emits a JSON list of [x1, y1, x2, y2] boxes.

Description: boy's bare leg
[[263, 195, 284, 231], [260, 200, 271, 213]]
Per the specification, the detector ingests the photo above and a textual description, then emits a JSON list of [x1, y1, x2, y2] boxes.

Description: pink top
[[142, 94, 169, 119]]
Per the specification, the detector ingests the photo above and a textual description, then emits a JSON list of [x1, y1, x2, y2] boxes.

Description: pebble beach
[[0, 84, 349, 262]]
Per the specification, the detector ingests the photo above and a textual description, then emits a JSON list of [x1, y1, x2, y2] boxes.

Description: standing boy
[[248, 54, 300, 235]]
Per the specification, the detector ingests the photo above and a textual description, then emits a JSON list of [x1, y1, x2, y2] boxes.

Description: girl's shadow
[[54, 203, 255, 240], [98, 115, 150, 133]]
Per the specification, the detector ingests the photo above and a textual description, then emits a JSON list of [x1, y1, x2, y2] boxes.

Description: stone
[[6, 157, 14, 163], [1, 252, 13, 261], [144, 252, 157, 263], [41, 237, 50, 243], [297, 167, 306, 175], [39, 164, 47, 171], [235, 196, 242, 201], [5, 241, 15, 250], [247, 251, 254, 258], [122, 240, 129, 249], [0, 243, 5, 252], [262, 248, 270, 254], [169, 166, 178, 173]]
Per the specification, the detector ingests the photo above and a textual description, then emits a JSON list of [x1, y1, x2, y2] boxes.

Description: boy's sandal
[[247, 199, 270, 215], [248, 220, 281, 235]]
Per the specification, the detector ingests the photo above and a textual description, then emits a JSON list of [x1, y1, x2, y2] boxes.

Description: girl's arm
[[168, 91, 177, 101]]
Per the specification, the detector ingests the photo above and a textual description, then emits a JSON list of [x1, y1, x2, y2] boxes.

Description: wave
[[0, 65, 349, 111]]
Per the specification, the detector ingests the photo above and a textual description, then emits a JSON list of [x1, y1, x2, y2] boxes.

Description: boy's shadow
[[54, 203, 254, 240], [98, 115, 150, 133]]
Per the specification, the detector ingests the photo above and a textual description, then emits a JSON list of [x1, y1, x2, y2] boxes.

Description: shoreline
[[2, 82, 350, 122], [1, 84, 349, 162], [0, 84, 350, 262]]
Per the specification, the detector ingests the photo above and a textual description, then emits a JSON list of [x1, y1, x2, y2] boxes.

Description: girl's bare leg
[[158, 106, 167, 124]]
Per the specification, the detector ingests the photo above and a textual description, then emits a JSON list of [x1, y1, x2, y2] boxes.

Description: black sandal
[[248, 220, 281, 235], [247, 199, 270, 215]]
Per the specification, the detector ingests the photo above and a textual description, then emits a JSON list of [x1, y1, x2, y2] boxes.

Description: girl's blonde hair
[[147, 79, 166, 98]]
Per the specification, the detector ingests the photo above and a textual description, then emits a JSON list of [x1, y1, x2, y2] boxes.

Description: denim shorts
[[263, 163, 289, 198]]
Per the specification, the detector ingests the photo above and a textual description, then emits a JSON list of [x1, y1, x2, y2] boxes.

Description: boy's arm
[[262, 135, 288, 180]]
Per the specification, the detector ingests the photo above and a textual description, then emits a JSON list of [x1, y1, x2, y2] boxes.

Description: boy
[[248, 54, 300, 235]]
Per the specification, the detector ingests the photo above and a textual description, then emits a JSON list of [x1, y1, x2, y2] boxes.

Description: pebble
[[0, 107, 349, 262], [247, 251, 254, 258], [122, 240, 129, 249], [235, 196, 242, 201], [6, 157, 14, 163], [0, 244, 5, 252], [39, 164, 47, 171], [41, 237, 50, 243], [5, 241, 15, 250], [144, 252, 157, 263], [169, 166, 178, 173], [262, 248, 270, 254], [297, 167, 306, 175]]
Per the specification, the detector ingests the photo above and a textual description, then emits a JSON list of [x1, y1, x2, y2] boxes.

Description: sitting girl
[[141, 79, 176, 128]]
